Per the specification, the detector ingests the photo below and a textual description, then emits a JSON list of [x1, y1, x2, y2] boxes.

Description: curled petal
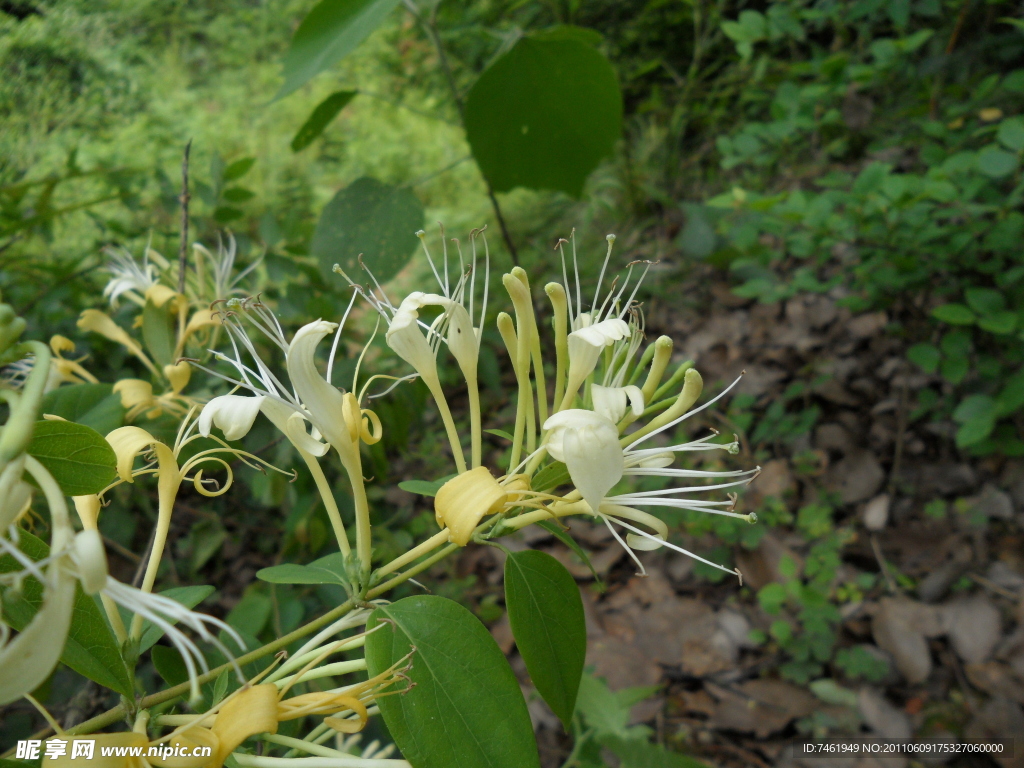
[[198, 395, 264, 441], [145, 284, 180, 308], [106, 426, 177, 483], [78, 310, 154, 372], [626, 532, 665, 551], [543, 409, 617, 462], [591, 384, 645, 423], [360, 408, 382, 445], [284, 411, 330, 457], [286, 320, 352, 456]]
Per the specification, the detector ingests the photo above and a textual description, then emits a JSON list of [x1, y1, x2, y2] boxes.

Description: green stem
[[62, 598, 356, 736], [0, 341, 50, 465]]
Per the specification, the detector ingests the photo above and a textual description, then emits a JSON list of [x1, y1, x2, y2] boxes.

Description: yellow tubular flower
[[47, 335, 99, 390], [78, 309, 160, 378], [105, 426, 183, 639], [434, 467, 508, 546]]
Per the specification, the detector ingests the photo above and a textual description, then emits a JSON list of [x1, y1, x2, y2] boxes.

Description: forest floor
[[463, 265, 1024, 768]]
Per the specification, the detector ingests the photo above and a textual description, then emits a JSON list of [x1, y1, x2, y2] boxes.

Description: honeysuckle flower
[[78, 308, 161, 378], [0, 455, 245, 705], [192, 297, 383, 569], [591, 383, 644, 423], [543, 409, 623, 516], [103, 245, 161, 307], [339, 227, 490, 472], [45, 335, 99, 391]]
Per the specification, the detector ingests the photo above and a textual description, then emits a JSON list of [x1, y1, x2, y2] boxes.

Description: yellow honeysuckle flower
[[78, 309, 160, 378], [46, 335, 99, 391]]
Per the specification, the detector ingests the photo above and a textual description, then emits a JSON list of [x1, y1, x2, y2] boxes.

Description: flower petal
[[559, 415, 623, 515], [198, 395, 264, 442]]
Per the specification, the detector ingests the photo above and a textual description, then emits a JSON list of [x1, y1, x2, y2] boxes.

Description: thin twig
[[177, 140, 192, 295], [870, 533, 898, 594], [404, 0, 520, 265]]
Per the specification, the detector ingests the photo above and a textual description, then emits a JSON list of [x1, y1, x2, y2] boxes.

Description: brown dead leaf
[[707, 679, 816, 738]]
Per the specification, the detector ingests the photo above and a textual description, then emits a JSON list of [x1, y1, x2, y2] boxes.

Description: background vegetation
[[3, 0, 1024, 765]]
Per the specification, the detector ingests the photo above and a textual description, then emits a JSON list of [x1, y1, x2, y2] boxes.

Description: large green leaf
[[464, 33, 622, 197], [276, 0, 402, 99], [0, 529, 133, 697], [365, 595, 540, 768], [292, 90, 358, 151], [41, 383, 125, 436], [311, 177, 424, 286], [27, 420, 117, 496], [504, 550, 585, 729]]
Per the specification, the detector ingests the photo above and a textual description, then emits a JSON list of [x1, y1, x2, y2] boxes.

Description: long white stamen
[[327, 289, 359, 386], [607, 517, 738, 579], [592, 234, 615, 316], [600, 513, 646, 576], [626, 372, 745, 450]]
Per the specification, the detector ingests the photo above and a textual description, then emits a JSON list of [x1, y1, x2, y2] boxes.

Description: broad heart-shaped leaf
[[292, 90, 358, 151], [311, 176, 424, 286], [41, 383, 125, 436], [504, 550, 586, 729], [365, 596, 540, 768], [256, 552, 349, 586], [0, 528, 133, 697], [27, 420, 117, 496], [276, 0, 402, 99], [464, 34, 622, 197]]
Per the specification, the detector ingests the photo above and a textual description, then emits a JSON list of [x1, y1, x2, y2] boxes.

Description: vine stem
[[402, 0, 520, 266], [177, 140, 192, 295]]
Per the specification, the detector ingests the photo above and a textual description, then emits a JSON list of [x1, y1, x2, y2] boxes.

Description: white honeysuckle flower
[[198, 394, 264, 441], [102, 245, 161, 307], [193, 234, 261, 302], [591, 383, 645, 423], [543, 409, 623, 518]]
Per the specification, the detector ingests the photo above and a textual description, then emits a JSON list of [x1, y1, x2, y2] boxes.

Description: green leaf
[[941, 356, 969, 385], [142, 297, 176, 368], [226, 588, 272, 637], [530, 24, 603, 46], [397, 479, 446, 497], [978, 311, 1017, 335], [41, 383, 125, 436], [535, 520, 603, 587], [138, 586, 216, 653], [27, 420, 117, 496], [601, 735, 709, 768], [996, 369, 1024, 416], [931, 303, 976, 325], [809, 678, 858, 707], [256, 552, 349, 586], [678, 204, 717, 259], [152, 645, 189, 687], [223, 157, 256, 181], [214, 206, 244, 223], [484, 428, 514, 441], [964, 287, 1006, 315], [997, 117, 1024, 152], [956, 417, 996, 448], [222, 187, 255, 203], [0, 529, 133, 697], [906, 343, 940, 374], [365, 595, 540, 768], [276, 0, 402, 99], [953, 394, 998, 424], [311, 176, 424, 286], [464, 36, 622, 198], [953, 395, 998, 447], [532, 461, 571, 491], [291, 90, 358, 152], [976, 146, 1019, 177], [575, 672, 648, 739], [504, 550, 586, 729]]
